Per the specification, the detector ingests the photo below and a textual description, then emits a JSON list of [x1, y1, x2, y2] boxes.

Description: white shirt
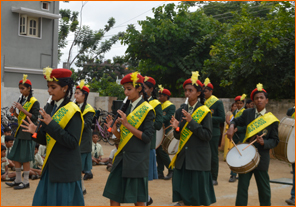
[[109, 148, 118, 159], [255, 108, 266, 118], [130, 96, 142, 112], [92, 142, 104, 158], [1, 157, 9, 171], [1, 135, 5, 144], [54, 98, 64, 109], [187, 101, 198, 115], [38, 145, 46, 158], [30, 153, 43, 169]]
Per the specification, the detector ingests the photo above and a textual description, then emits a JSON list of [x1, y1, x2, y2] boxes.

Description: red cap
[[19, 79, 32, 85], [183, 78, 204, 89], [250, 88, 267, 101], [205, 83, 214, 90], [234, 96, 241, 101], [144, 76, 156, 86], [43, 68, 72, 81], [120, 72, 144, 85], [76, 85, 90, 93], [159, 88, 171, 96]]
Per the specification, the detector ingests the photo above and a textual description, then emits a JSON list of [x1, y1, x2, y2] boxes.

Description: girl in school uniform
[[143, 76, 163, 205], [6, 74, 40, 189], [170, 72, 216, 206], [103, 72, 155, 206], [74, 80, 95, 194], [21, 67, 84, 206]]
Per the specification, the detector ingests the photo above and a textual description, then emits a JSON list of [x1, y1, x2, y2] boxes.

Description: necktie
[[51, 104, 57, 116], [255, 113, 261, 119], [126, 104, 132, 115], [7, 148, 10, 157], [94, 144, 97, 158], [189, 106, 193, 114]]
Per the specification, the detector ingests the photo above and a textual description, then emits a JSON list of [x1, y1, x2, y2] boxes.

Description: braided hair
[[77, 88, 89, 113], [51, 77, 74, 106], [136, 83, 149, 102], [19, 82, 33, 103], [143, 81, 158, 99]]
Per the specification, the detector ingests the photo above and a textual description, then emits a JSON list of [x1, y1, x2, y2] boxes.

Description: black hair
[[143, 81, 158, 99], [4, 127, 11, 133], [19, 82, 33, 103], [92, 132, 99, 136], [76, 88, 89, 113], [35, 143, 40, 150], [253, 91, 268, 100], [235, 99, 245, 104], [136, 83, 149, 102], [246, 99, 253, 104], [5, 135, 14, 142], [1, 145, 6, 151], [184, 83, 205, 105], [159, 93, 170, 100], [50, 77, 74, 106], [205, 86, 213, 91]]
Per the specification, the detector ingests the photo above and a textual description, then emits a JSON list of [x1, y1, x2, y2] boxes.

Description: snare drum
[[162, 129, 179, 155], [272, 117, 295, 163], [155, 126, 165, 149], [226, 143, 260, 174]]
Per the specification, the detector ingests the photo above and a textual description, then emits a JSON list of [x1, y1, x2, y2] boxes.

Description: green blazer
[[112, 98, 155, 178], [232, 109, 246, 143], [34, 101, 83, 183], [149, 98, 163, 149], [207, 99, 225, 137], [230, 108, 279, 171], [173, 102, 213, 171], [80, 106, 95, 153], [287, 107, 295, 117], [16, 98, 40, 140], [162, 103, 176, 133]]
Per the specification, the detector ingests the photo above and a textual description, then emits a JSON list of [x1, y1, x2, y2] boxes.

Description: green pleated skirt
[[7, 138, 35, 163], [172, 164, 216, 206], [103, 161, 148, 203]]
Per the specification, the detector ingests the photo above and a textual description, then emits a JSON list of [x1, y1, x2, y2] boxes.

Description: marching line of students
[[2, 68, 286, 206]]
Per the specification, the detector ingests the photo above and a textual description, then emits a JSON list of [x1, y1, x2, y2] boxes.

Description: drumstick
[[231, 139, 242, 156], [242, 133, 266, 151]]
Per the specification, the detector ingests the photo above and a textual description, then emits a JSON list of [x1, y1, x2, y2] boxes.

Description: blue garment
[[32, 167, 85, 206], [81, 152, 92, 172], [292, 163, 295, 198], [148, 149, 158, 181]]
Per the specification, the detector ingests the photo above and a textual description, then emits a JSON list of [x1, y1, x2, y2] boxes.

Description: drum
[[162, 129, 179, 155], [272, 117, 295, 163], [226, 143, 260, 174], [155, 126, 165, 149]]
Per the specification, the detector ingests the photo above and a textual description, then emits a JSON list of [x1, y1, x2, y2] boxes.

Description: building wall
[[1, 1, 59, 89]]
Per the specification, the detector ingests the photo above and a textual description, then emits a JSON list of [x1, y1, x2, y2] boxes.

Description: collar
[[148, 96, 152, 101], [54, 98, 64, 109], [77, 102, 84, 109], [255, 108, 266, 116], [188, 101, 198, 110], [131, 96, 142, 112]]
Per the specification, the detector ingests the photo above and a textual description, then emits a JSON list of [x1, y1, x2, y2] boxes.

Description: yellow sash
[[291, 112, 295, 119], [161, 100, 173, 110], [235, 108, 245, 118], [82, 103, 95, 116], [42, 102, 84, 172], [169, 105, 211, 168], [15, 97, 37, 136], [149, 99, 161, 109], [113, 101, 153, 163], [205, 95, 219, 109], [243, 112, 279, 143]]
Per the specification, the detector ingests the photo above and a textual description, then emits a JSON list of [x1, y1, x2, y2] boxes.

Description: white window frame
[[20, 14, 27, 35], [18, 14, 42, 39], [41, 2, 50, 11], [27, 17, 39, 37]]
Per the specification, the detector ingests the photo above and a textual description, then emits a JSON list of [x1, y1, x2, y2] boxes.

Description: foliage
[[202, 1, 295, 99]]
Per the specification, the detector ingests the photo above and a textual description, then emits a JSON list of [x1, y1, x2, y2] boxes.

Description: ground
[[1, 141, 293, 206]]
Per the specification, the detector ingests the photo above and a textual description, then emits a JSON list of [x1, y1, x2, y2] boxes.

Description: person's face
[[203, 88, 212, 99], [19, 84, 30, 97], [231, 104, 237, 112], [4, 131, 11, 136], [158, 94, 167, 103], [1, 150, 6, 157], [184, 84, 200, 103], [143, 83, 153, 97], [47, 81, 68, 101], [253, 92, 268, 110], [34, 148, 38, 155], [74, 89, 85, 104], [248, 101, 254, 108], [236, 101, 244, 110], [5, 141, 13, 148], [123, 83, 141, 102], [92, 134, 99, 143]]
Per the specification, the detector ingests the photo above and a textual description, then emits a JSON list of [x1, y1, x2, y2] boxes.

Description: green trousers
[[236, 169, 271, 206], [209, 135, 220, 181], [156, 145, 172, 174]]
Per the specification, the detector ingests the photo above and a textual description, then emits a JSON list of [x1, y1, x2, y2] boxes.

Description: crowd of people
[[1, 68, 294, 206]]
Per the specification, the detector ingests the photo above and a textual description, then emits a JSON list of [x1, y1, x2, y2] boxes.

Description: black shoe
[[285, 197, 295, 205], [5, 181, 21, 187], [212, 180, 218, 185], [9, 177, 16, 181], [31, 175, 38, 180], [14, 182, 30, 190], [83, 189, 87, 195], [164, 171, 173, 180], [158, 173, 164, 179], [83, 173, 93, 180], [229, 175, 237, 182], [147, 197, 153, 206]]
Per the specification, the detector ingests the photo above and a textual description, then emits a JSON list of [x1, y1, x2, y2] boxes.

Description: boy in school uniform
[[106, 141, 119, 172], [29, 144, 43, 180], [91, 132, 105, 165], [203, 78, 225, 185], [157, 86, 175, 180], [4, 135, 15, 169], [227, 83, 279, 206], [1, 145, 16, 181], [1, 127, 12, 146]]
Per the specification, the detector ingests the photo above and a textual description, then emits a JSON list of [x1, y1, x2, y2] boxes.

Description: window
[[42, 2, 49, 11], [19, 15, 40, 38]]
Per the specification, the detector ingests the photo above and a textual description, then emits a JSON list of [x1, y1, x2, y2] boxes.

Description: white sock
[[15, 168, 22, 183], [23, 171, 30, 184], [81, 176, 86, 191]]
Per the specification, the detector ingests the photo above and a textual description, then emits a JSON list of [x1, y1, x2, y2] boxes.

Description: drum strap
[[243, 112, 279, 143], [113, 101, 153, 163], [169, 105, 211, 168], [204, 95, 219, 109]]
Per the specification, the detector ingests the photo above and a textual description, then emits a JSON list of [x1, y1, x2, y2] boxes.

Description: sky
[[58, 1, 179, 68]]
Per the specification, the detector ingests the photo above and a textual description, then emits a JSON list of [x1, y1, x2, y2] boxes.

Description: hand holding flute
[[176, 97, 188, 132], [107, 96, 128, 132], [10, 94, 22, 116]]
